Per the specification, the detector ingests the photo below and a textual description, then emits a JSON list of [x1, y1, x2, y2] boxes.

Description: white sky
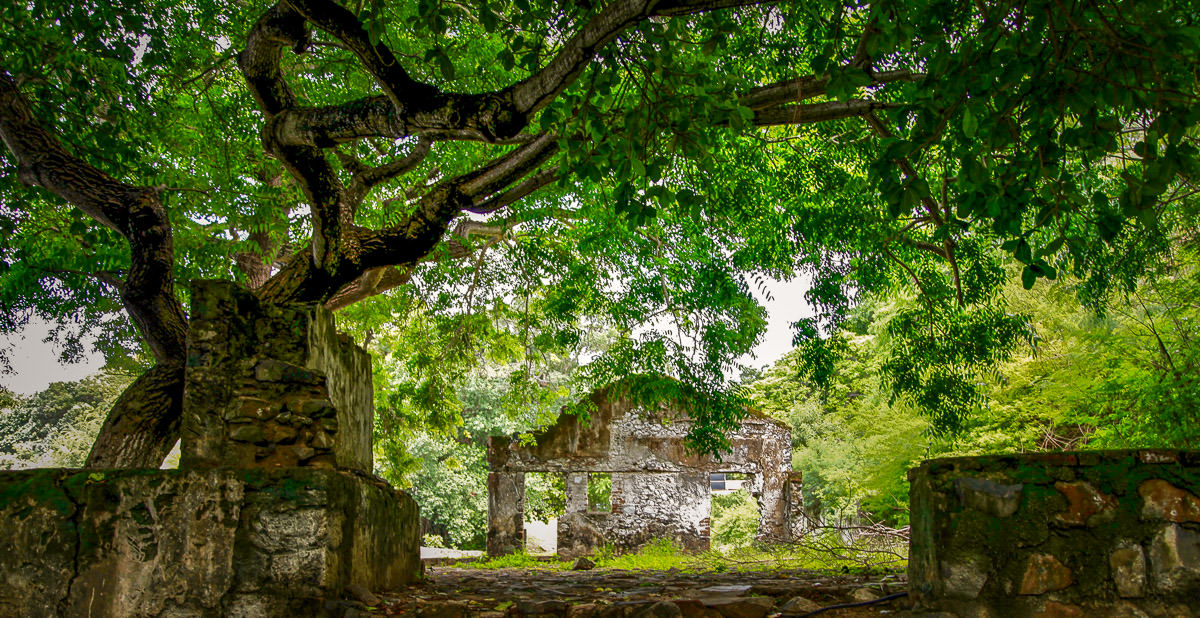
[[0, 318, 105, 395], [0, 278, 812, 396]]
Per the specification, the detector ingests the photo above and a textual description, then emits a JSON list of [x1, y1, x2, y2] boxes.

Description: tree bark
[[85, 364, 185, 468], [0, 74, 189, 468]]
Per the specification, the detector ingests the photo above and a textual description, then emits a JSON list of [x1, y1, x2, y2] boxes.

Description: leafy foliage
[[2, 0, 1199, 462], [710, 489, 759, 551], [0, 372, 134, 468]]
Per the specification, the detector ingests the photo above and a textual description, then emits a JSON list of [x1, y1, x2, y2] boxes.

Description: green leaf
[[962, 107, 978, 139]]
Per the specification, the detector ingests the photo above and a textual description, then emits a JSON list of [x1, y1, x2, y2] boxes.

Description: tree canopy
[[1, 0, 1197, 467]]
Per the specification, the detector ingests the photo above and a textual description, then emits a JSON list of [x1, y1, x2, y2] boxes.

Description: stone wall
[[0, 280, 421, 616], [908, 450, 1200, 617], [182, 280, 373, 473], [0, 468, 420, 617], [488, 384, 794, 557]]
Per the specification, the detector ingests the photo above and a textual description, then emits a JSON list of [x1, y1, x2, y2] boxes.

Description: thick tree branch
[[0, 74, 187, 365], [751, 99, 901, 127], [283, 0, 780, 146], [739, 69, 917, 110], [85, 364, 184, 468], [467, 165, 561, 214], [324, 265, 413, 311], [346, 136, 434, 207], [242, 3, 348, 273]]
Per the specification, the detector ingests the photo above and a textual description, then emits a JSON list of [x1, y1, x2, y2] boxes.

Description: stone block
[[0, 468, 419, 617], [1147, 523, 1200, 593], [939, 554, 990, 599], [1139, 479, 1200, 523], [1054, 481, 1117, 526], [1019, 553, 1073, 595], [955, 477, 1023, 518], [1110, 543, 1146, 598]]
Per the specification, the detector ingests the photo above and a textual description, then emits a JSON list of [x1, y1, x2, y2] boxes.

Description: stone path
[[350, 566, 913, 617]]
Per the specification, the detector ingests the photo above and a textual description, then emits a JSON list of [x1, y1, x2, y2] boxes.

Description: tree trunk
[[85, 363, 185, 468]]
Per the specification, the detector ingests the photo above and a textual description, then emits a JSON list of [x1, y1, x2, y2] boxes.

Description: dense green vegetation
[[0, 372, 133, 469], [3, 0, 1198, 466], [749, 245, 1200, 528]]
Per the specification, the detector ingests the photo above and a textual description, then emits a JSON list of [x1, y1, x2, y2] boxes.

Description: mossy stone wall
[[0, 468, 419, 617], [909, 450, 1200, 617]]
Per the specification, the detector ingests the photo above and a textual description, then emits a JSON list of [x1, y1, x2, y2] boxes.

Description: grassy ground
[[463, 536, 907, 574]]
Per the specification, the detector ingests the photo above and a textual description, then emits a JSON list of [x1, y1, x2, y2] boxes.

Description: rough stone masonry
[[0, 280, 420, 617], [487, 384, 797, 558], [909, 449, 1200, 617]]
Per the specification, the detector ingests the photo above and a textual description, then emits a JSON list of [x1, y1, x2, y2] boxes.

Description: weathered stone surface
[[1111, 543, 1147, 598], [939, 554, 989, 599], [1033, 600, 1084, 618], [701, 596, 773, 618], [572, 556, 596, 571], [631, 601, 682, 617], [1054, 481, 1117, 526], [0, 467, 419, 617], [558, 511, 608, 559], [1139, 479, 1200, 523], [955, 477, 1023, 518], [1147, 523, 1200, 593], [182, 280, 374, 473], [1020, 553, 1073, 595], [488, 382, 793, 557]]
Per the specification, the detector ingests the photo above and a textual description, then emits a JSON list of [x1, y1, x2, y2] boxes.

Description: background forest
[[5, 238, 1198, 549]]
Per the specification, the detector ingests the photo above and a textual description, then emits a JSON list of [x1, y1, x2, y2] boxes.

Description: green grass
[[466, 550, 572, 570], [463, 537, 907, 574]]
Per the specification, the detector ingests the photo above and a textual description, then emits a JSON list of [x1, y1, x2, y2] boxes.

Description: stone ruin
[[909, 449, 1200, 616], [486, 385, 800, 558], [0, 280, 420, 617]]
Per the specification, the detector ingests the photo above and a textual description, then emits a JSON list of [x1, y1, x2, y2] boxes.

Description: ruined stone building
[[487, 383, 801, 557]]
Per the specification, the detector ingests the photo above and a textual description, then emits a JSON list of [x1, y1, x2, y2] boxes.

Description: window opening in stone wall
[[710, 473, 759, 551], [523, 472, 564, 555], [588, 472, 612, 512]]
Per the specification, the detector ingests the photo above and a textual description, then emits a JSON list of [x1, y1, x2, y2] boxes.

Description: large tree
[[0, 0, 1196, 467]]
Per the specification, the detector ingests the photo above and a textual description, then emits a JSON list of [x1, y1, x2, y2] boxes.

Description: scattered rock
[[573, 557, 596, 571], [701, 596, 774, 618], [850, 587, 880, 602], [632, 601, 682, 617], [674, 599, 722, 618], [418, 601, 470, 617], [1019, 553, 1073, 595], [777, 595, 822, 613], [345, 582, 380, 606], [697, 584, 752, 596], [518, 599, 572, 615]]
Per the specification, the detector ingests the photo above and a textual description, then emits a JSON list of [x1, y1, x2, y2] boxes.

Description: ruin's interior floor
[[369, 565, 910, 616]]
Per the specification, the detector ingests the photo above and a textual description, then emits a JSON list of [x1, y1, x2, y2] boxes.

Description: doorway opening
[[523, 471, 564, 554], [710, 472, 759, 551]]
